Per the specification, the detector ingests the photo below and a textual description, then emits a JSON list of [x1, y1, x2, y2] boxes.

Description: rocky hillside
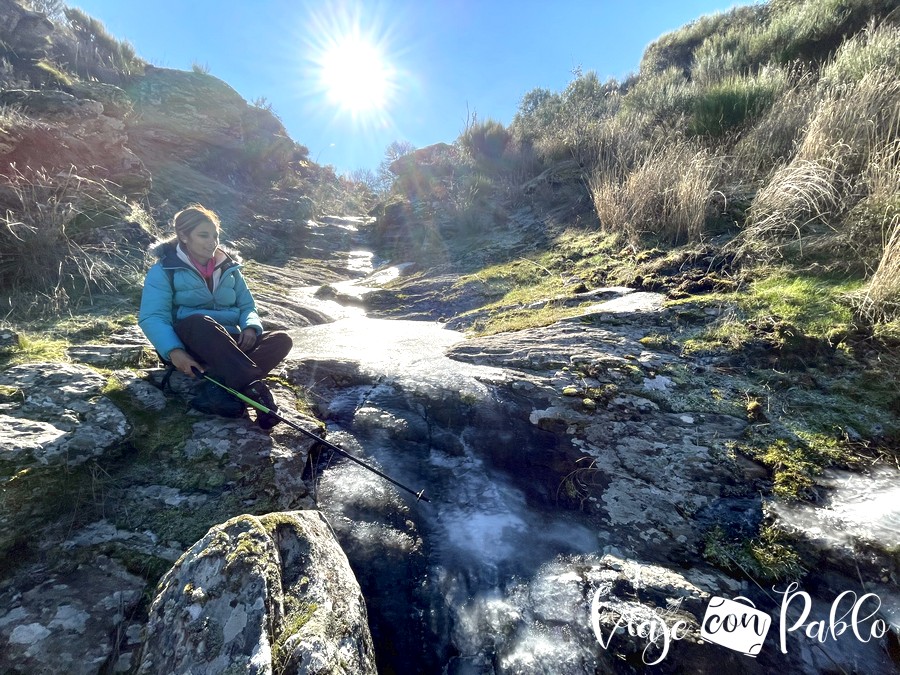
[[0, 0, 371, 306], [0, 1, 380, 672]]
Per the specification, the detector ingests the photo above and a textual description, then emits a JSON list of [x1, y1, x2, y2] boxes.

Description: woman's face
[[180, 219, 219, 264]]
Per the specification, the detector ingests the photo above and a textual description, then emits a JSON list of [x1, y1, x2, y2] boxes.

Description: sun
[[302, 5, 403, 128], [321, 36, 394, 116]]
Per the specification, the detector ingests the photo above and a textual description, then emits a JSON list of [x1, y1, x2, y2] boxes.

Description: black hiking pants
[[174, 314, 293, 391]]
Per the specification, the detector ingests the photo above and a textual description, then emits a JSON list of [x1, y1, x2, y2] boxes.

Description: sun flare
[[302, 5, 403, 131], [321, 37, 393, 115]]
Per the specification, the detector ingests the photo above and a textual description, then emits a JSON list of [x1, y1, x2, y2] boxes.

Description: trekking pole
[[191, 367, 430, 502]]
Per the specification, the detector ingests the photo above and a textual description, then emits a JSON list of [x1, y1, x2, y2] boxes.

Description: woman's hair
[[173, 204, 221, 243]]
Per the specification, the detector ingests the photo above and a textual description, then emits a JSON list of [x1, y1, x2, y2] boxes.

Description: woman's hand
[[169, 348, 203, 376], [237, 327, 258, 352]]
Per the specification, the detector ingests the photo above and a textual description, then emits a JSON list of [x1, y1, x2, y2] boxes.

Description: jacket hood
[[148, 237, 243, 265]]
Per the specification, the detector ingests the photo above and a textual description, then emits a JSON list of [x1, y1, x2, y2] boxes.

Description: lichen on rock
[[138, 511, 376, 675]]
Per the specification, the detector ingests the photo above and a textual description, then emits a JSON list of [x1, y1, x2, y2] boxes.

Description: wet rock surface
[[286, 267, 899, 674], [1, 213, 899, 673]]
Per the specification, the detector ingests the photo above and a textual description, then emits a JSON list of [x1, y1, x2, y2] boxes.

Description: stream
[[288, 313, 602, 673], [287, 243, 603, 672]]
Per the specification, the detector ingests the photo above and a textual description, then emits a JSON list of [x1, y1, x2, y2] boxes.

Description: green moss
[[452, 229, 631, 335], [265, 375, 318, 420], [0, 332, 69, 367], [638, 332, 677, 351], [119, 485, 279, 549], [459, 391, 478, 406], [225, 530, 269, 570], [681, 270, 862, 356], [733, 432, 857, 501], [273, 601, 319, 675], [592, 384, 619, 402], [703, 525, 804, 583]]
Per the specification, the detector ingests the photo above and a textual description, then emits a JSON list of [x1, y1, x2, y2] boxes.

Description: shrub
[[621, 66, 691, 125], [688, 66, 788, 137], [510, 87, 560, 148], [459, 118, 511, 165], [512, 71, 622, 166]]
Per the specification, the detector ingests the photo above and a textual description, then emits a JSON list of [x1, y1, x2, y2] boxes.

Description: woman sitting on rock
[[139, 203, 292, 429]]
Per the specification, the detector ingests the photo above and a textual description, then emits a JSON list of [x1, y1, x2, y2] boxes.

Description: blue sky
[[71, 0, 753, 175]]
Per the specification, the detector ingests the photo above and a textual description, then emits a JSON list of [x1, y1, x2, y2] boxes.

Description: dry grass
[[734, 66, 900, 262], [798, 68, 900, 172], [855, 214, 900, 321], [589, 140, 720, 245], [728, 72, 816, 183], [738, 159, 843, 257], [0, 166, 151, 309], [852, 138, 900, 320], [820, 18, 900, 87], [859, 216, 900, 322]]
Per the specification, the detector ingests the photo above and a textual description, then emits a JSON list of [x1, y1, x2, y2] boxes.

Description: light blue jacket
[[138, 241, 263, 360]]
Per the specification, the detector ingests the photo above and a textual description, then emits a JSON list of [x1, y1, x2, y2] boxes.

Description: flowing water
[[288, 251, 602, 672], [289, 312, 601, 672]]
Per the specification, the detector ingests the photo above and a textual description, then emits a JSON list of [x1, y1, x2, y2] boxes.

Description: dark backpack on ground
[[189, 379, 246, 418]]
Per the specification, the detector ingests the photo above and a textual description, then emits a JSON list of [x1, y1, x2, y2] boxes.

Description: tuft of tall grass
[[856, 215, 900, 321], [736, 64, 900, 262], [728, 72, 816, 183], [738, 159, 843, 259], [589, 140, 720, 246], [799, 68, 900, 174], [53, 7, 145, 83], [691, 26, 760, 86], [0, 166, 151, 304], [751, 0, 897, 66], [820, 19, 900, 87], [852, 138, 900, 320]]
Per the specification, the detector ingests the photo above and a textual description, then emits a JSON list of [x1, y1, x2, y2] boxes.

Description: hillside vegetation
[[376, 0, 900, 341], [361, 0, 900, 509]]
